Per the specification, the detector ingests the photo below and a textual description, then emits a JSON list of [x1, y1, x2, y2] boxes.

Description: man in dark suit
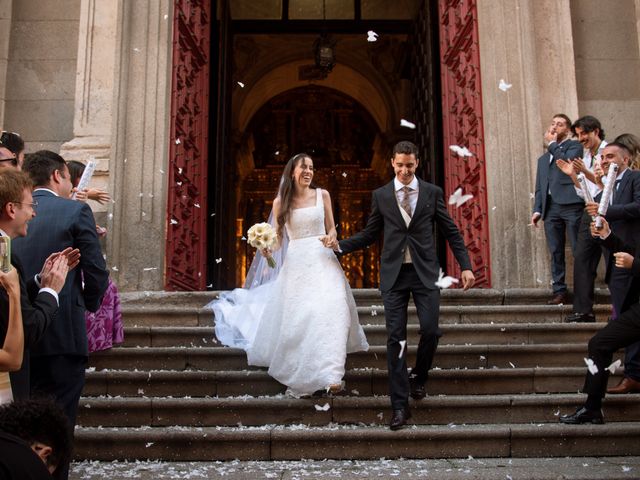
[[336, 141, 475, 430], [0, 170, 74, 400], [11, 152, 108, 471], [582, 142, 640, 394], [560, 217, 640, 424], [531, 114, 584, 305]]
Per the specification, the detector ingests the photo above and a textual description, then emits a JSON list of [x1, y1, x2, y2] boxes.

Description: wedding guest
[[557, 116, 608, 323], [336, 141, 475, 430], [0, 266, 22, 407], [560, 217, 640, 424], [0, 170, 73, 400], [0, 398, 72, 479], [531, 114, 584, 305], [0, 131, 25, 170], [67, 160, 122, 353], [0, 145, 19, 172]]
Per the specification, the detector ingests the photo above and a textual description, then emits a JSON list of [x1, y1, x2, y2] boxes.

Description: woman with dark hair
[[210, 153, 368, 397], [0, 131, 24, 169]]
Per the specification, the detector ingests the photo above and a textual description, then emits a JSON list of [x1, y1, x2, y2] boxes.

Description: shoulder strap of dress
[[316, 187, 322, 207]]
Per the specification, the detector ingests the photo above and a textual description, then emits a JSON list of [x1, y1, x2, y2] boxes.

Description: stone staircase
[[75, 289, 640, 461]]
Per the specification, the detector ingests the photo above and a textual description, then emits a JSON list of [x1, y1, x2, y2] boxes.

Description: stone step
[[83, 367, 621, 398], [76, 393, 640, 428], [120, 288, 611, 309], [120, 323, 602, 348], [121, 304, 613, 327], [74, 421, 640, 461], [87, 344, 591, 372]]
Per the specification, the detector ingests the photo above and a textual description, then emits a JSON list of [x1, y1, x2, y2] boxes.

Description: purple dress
[[85, 278, 123, 352]]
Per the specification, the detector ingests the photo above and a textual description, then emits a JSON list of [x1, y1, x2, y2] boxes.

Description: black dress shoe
[[410, 377, 426, 400], [389, 408, 412, 430], [547, 293, 567, 305], [565, 312, 596, 323], [559, 407, 604, 424]]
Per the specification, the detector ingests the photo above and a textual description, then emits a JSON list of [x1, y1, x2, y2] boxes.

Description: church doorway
[[166, 0, 491, 291]]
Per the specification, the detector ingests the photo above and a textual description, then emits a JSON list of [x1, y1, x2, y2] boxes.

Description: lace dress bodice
[[285, 189, 325, 240]]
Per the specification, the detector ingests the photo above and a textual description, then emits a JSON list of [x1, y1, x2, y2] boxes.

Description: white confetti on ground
[[314, 403, 330, 412]]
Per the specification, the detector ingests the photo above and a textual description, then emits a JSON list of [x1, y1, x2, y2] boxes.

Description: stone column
[[476, 0, 579, 290], [59, 0, 118, 203], [107, 0, 172, 291]]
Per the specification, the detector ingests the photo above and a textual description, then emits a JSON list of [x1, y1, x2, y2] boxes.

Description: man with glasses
[[0, 170, 75, 401]]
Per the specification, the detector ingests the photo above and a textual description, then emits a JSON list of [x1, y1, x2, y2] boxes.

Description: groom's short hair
[[392, 141, 419, 159]]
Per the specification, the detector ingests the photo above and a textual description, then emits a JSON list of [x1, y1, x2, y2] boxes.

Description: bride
[[209, 153, 368, 397]]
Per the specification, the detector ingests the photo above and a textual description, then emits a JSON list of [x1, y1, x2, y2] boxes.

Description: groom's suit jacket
[[339, 178, 472, 292]]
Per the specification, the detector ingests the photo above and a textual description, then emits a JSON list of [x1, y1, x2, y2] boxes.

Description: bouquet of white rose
[[247, 222, 278, 268]]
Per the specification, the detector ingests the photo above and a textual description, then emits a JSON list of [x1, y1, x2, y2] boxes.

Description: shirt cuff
[[39, 288, 59, 305], [34, 273, 41, 287]]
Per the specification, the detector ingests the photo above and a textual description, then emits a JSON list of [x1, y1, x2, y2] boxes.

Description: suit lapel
[[614, 170, 633, 204], [411, 179, 429, 221]]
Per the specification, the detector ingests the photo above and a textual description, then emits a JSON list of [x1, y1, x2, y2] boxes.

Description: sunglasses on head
[[0, 156, 18, 167], [0, 131, 20, 145]]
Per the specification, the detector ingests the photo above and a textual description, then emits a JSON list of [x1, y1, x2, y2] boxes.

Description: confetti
[[159, 169, 165, 174], [509, 362, 516, 368], [492, 206, 497, 211], [606, 359, 621, 374], [108, 213, 113, 220], [194, 203, 201, 208], [237, 81, 245, 88], [377, 412, 384, 420], [176, 181, 182, 186], [314, 403, 330, 412], [449, 145, 474, 157], [241, 236, 247, 241], [400, 119, 416, 129], [584, 357, 599, 375], [398, 340, 407, 359], [133, 47, 141, 53], [215, 258, 222, 264], [529, 192, 535, 199], [448, 187, 473, 208], [367, 30, 378, 42], [371, 310, 377, 316], [145, 442, 154, 448], [142, 267, 157, 271], [164, 14, 168, 19], [139, 192, 144, 197], [342, 172, 347, 178], [435, 268, 459, 289], [351, 389, 360, 395], [170, 219, 178, 225], [498, 79, 512, 91], [175, 138, 181, 145], [138, 388, 144, 395], [623, 466, 631, 472]]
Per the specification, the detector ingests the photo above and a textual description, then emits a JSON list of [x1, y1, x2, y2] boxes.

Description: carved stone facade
[[1, 0, 640, 291]]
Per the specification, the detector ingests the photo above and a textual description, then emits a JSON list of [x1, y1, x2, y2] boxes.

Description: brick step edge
[[74, 421, 640, 461]]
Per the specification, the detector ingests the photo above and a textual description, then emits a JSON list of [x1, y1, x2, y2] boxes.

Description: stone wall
[[3, 0, 80, 152], [571, 0, 640, 136]]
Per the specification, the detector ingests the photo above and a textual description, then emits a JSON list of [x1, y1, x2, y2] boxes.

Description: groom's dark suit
[[339, 178, 472, 410], [12, 189, 108, 430]]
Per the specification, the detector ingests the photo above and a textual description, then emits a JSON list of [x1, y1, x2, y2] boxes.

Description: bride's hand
[[260, 248, 272, 258], [319, 233, 337, 248]]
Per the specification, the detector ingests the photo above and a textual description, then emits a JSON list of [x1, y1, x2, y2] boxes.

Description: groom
[[336, 141, 475, 430]]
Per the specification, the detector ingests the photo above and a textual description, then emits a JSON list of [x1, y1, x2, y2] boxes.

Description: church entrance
[[165, 0, 491, 291]]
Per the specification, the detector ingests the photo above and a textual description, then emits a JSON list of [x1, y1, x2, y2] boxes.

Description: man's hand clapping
[[39, 256, 69, 293]]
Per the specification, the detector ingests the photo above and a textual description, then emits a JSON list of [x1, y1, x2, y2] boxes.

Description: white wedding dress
[[210, 188, 369, 396]]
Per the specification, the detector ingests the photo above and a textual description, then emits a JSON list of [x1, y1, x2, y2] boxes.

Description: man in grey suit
[[531, 114, 584, 305], [12, 151, 108, 479], [336, 141, 475, 430]]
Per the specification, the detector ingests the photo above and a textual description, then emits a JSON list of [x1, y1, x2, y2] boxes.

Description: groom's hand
[[461, 270, 475, 291]]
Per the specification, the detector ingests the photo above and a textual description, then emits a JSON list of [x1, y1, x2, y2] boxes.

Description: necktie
[[400, 186, 412, 218]]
